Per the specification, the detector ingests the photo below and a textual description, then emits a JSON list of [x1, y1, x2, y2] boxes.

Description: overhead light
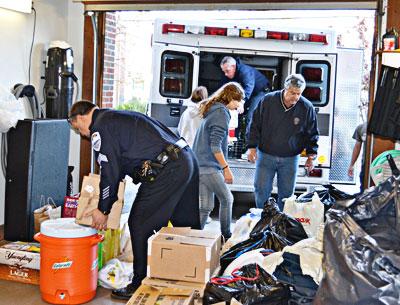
[[0, 0, 32, 13]]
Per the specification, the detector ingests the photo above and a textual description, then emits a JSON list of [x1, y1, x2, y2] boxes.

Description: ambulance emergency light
[[162, 22, 328, 44]]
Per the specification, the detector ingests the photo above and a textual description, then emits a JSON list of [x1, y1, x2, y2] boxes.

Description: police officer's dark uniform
[[89, 108, 201, 298]]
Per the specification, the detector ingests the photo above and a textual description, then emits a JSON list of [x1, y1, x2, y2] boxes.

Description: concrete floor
[[0, 280, 125, 305]]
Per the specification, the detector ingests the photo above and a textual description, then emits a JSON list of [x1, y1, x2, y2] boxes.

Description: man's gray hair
[[284, 74, 306, 91], [220, 56, 236, 67]]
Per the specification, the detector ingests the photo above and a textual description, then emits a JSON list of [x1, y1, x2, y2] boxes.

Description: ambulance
[[149, 19, 363, 192]]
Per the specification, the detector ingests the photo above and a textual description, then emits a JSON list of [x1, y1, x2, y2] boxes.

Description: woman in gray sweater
[[193, 82, 244, 239]]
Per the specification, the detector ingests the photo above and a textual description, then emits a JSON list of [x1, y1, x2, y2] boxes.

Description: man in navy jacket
[[220, 56, 270, 136], [247, 74, 319, 210]]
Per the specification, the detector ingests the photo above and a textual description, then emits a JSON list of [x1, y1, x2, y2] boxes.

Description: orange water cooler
[[34, 218, 103, 304]]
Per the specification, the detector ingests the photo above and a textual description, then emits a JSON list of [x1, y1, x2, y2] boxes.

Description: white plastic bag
[[0, 86, 25, 133], [98, 258, 132, 289], [118, 222, 133, 262], [283, 193, 324, 238], [222, 209, 262, 253]]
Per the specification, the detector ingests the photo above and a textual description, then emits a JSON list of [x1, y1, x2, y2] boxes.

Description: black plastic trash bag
[[220, 229, 291, 273], [203, 263, 290, 305], [250, 198, 308, 244], [297, 184, 356, 214], [314, 156, 400, 305]]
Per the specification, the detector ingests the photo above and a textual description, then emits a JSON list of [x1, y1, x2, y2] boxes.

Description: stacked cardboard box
[[127, 227, 221, 305], [0, 241, 40, 285]]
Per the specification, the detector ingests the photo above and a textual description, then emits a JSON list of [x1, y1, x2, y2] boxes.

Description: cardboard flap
[[159, 227, 191, 235], [127, 284, 194, 305], [160, 287, 193, 297], [180, 236, 217, 247]]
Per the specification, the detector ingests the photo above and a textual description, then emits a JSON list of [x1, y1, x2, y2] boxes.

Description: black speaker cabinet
[[5, 119, 70, 241]]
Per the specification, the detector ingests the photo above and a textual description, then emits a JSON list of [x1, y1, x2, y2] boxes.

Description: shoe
[[206, 216, 212, 224], [111, 283, 139, 300]]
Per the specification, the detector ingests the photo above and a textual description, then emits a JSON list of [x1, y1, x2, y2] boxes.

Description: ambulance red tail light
[[164, 58, 185, 74], [309, 34, 328, 44], [267, 31, 289, 40], [162, 24, 185, 34], [205, 27, 227, 36], [164, 78, 184, 94], [302, 67, 323, 82], [303, 87, 322, 102], [308, 168, 322, 177]]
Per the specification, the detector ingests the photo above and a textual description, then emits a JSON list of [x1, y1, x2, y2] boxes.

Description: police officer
[[68, 101, 201, 300]]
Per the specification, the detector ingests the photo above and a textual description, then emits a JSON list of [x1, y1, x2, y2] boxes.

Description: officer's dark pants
[[128, 147, 201, 288]]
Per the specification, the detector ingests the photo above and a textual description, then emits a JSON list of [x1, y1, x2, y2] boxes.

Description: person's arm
[[213, 151, 233, 184], [304, 107, 319, 172], [85, 127, 122, 230], [210, 110, 233, 183], [348, 141, 362, 177]]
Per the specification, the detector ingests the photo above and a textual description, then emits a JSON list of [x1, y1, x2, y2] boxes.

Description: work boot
[[111, 283, 139, 300]]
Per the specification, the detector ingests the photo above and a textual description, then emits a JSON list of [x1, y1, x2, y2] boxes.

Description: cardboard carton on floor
[[147, 227, 221, 283], [126, 284, 194, 305], [75, 174, 125, 229], [142, 276, 207, 299], [0, 264, 40, 285], [0, 241, 40, 270]]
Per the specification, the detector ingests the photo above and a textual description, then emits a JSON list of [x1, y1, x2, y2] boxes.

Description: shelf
[[382, 52, 400, 68]]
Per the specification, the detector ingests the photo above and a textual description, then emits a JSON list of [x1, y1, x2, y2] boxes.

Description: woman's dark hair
[[69, 100, 97, 119]]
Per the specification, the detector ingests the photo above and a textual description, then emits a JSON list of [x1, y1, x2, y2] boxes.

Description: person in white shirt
[[178, 86, 208, 147]]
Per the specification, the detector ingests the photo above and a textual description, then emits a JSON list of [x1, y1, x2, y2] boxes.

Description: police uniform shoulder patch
[[91, 132, 101, 151]]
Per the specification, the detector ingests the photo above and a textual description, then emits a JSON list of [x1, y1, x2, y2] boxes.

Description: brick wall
[[102, 12, 116, 108]]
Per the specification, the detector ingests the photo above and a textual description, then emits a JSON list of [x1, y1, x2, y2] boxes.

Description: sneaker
[[111, 283, 139, 300]]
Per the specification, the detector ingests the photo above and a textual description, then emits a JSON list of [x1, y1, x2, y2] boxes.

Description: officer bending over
[[68, 101, 201, 300]]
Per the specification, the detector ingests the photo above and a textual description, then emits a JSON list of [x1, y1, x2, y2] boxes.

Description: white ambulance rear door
[[291, 53, 337, 169], [149, 43, 200, 128]]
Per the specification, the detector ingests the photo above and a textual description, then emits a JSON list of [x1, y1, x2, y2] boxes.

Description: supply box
[[75, 174, 125, 229], [0, 241, 40, 270], [127, 284, 194, 305], [147, 227, 221, 283], [0, 264, 40, 285]]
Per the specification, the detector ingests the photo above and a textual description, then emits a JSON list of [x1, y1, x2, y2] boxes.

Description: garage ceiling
[[76, 1, 377, 11]]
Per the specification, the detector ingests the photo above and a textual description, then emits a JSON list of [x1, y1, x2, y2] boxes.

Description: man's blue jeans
[[199, 171, 233, 238], [254, 151, 300, 210]]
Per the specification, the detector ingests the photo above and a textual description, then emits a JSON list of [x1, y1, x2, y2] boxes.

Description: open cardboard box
[[147, 227, 221, 283], [75, 174, 125, 230], [142, 276, 207, 299], [126, 284, 195, 305]]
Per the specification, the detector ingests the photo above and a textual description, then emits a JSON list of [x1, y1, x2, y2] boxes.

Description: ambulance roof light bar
[[162, 23, 328, 44]]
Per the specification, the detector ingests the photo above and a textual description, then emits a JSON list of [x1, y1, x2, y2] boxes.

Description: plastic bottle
[[382, 28, 398, 51]]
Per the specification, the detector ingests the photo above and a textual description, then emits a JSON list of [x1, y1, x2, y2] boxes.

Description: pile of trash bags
[[315, 155, 400, 305], [205, 173, 400, 305]]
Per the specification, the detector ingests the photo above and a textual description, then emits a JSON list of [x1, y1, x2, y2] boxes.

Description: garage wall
[[0, 0, 84, 225]]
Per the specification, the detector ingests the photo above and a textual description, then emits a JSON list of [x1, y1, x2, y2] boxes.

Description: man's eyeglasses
[[67, 115, 77, 126]]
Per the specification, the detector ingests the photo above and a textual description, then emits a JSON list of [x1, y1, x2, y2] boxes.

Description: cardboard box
[[0, 241, 40, 270], [75, 174, 125, 229], [127, 284, 194, 305], [142, 277, 207, 299], [0, 264, 40, 285], [147, 227, 221, 283]]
